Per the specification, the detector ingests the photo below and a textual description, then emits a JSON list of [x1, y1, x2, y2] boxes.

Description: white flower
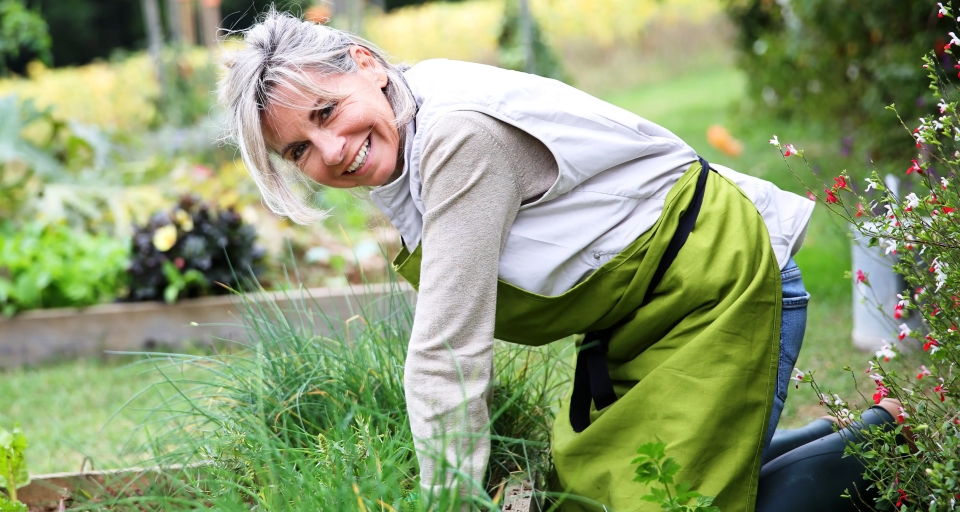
[[883, 239, 898, 255], [905, 193, 920, 211], [769, 134, 781, 148], [898, 323, 911, 340], [942, 177, 950, 190], [939, 99, 950, 114], [870, 373, 884, 383], [865, 178, 879, 192], [950, 32, 960, 47], [876, 344, 897, 361]]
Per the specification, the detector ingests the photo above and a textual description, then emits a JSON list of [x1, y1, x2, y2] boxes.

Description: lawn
[[0, 63, 898, 476]]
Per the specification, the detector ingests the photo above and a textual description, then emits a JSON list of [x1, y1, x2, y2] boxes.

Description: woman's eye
[[291, 143, 308, 161], [318, 103, 336, 122]]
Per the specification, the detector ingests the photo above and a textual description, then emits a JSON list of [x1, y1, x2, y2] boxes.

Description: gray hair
[[217, 7, 416, 224]]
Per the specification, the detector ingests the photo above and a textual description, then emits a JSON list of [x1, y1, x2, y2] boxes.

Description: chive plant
[[99, 270, 570, 511]]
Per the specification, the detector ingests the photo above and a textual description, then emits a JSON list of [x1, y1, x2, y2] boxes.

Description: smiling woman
[[216, 7, 902, 512], [218, 11, 415, 222]]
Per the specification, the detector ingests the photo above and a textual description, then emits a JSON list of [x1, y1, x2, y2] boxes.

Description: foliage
[[496, 0, 566, 81], [0, 424, 28, 509], [781, 3, 960, 506], [0, 52, 161, 131], [721, 0, 953, 168], [126, 194, 265, 303], [0, 222, 128, 315], [0, 0, 50, 75], [152, 49, 218, 128], [107, 273, 568, 510], [633, 442, 721, 512]]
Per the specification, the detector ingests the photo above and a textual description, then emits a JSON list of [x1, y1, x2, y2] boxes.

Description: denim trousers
[[762, 258, 810, 457]]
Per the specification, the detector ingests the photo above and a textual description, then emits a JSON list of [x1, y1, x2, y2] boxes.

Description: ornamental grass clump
[[779, 3, 960, 507], [108, 273, 566, 511]]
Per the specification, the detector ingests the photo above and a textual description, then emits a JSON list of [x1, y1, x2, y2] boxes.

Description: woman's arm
[[406, 111, 555, 496]]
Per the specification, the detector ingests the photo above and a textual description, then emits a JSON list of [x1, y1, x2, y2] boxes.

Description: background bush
[[722, 0, 953, 169]]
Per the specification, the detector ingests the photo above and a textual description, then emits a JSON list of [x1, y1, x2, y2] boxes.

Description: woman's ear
[[350, 45, 389, 89]]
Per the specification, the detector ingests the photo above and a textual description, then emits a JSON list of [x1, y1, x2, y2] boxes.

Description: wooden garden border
[[18, 464, 537, 511], [0, 283, 414, 370]]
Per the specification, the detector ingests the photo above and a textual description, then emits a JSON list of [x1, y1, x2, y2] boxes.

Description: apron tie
[[570, 156, 716, 433]]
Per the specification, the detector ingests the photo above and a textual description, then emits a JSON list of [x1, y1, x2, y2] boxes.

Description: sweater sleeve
[[404, 112, 528, 496]]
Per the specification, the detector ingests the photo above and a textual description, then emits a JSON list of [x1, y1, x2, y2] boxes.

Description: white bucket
[[850, 225, 923, 352]]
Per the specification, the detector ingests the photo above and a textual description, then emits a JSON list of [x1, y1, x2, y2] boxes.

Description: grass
[[0, 356, 187, 475]]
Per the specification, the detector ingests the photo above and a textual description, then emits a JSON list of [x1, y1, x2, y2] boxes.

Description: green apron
[[394, 162, 781, 512]]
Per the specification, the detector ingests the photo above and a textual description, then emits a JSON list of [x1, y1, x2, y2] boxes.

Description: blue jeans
[[762, 258, 809, 458]]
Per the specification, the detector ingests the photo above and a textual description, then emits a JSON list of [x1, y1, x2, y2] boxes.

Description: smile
[[345, 137, 370, 174]]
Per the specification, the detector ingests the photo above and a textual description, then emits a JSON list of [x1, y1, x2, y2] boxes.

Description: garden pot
[[851, 225, 923, 352]]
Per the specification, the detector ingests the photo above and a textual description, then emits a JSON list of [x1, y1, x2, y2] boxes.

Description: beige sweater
[[405, 111, 557, 494]]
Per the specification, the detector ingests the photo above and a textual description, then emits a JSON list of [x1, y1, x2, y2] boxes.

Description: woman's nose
[[312, 130, 346, 167]]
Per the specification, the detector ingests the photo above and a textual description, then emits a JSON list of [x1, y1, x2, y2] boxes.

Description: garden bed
[[0, 283, 413, 369]]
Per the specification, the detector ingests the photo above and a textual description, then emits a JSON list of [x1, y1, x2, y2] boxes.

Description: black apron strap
[[570, 157, 715, 433]]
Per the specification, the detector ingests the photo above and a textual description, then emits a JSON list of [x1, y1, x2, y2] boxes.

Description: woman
[[218, 9, 898, 511]]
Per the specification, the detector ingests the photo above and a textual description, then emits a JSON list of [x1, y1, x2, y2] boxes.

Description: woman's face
[[261, 46, 401, 188]]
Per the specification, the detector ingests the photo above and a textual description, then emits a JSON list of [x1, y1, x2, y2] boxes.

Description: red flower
[[784, 144, 800, 157], [806, 191, 816, 201], [924, 335, 939, 352], [944, 206, 956, 214], [918, 365, 932, 380], [873, 383, 890, 404], [855, 202, 865, 217], [894, 303, 904, 319], [824, 188, 839, 204], [832, 175, 849, 192], [855, 269, 867, 284], [907, 159, 923, 175], [935, 380, 947, 402], [174, 257, 185, 269], [896, 489, 908, 508]]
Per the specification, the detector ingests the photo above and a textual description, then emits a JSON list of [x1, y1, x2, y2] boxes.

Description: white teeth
[[346, 138, 370, 173]]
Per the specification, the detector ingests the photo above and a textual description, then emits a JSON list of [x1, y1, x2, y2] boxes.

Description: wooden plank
[[0, 284, 414, 369], [18, 464, 193, 508]]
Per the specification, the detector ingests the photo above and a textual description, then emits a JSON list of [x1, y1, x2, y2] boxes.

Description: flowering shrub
[[126, 195, 265, 303], [779, 3, 960, 506]]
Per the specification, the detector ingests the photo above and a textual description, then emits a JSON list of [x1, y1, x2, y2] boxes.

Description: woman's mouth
[[344, 136, 371, 175]]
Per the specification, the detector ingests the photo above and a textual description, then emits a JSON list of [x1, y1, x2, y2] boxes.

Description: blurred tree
[[24, 0, 450, 69], [497, 0, 566, 82], [0, 0, 51, 75], [721, 0, 952, 165]]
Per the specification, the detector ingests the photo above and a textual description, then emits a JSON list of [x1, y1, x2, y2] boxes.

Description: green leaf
[[634, 460, 661, 483], [163, 283, 180, 304], [0, 497, 28, 512], [660, 457, 682, 484], [0, 424, 29, 491], [635, 442, 667, 462]]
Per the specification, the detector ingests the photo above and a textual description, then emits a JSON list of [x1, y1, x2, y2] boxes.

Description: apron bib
[[393, 162, 781, 512]]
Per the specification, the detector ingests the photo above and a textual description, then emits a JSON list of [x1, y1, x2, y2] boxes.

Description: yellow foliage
[[0, 49, 215, 131], [364, 0, 502, 63], [365, 0, 723, 63]]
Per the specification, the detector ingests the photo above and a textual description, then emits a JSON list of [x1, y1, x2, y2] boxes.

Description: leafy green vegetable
[[0, 424, 29, 507], [633, 441, 721, 512], [0, 222, 129, 314]]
